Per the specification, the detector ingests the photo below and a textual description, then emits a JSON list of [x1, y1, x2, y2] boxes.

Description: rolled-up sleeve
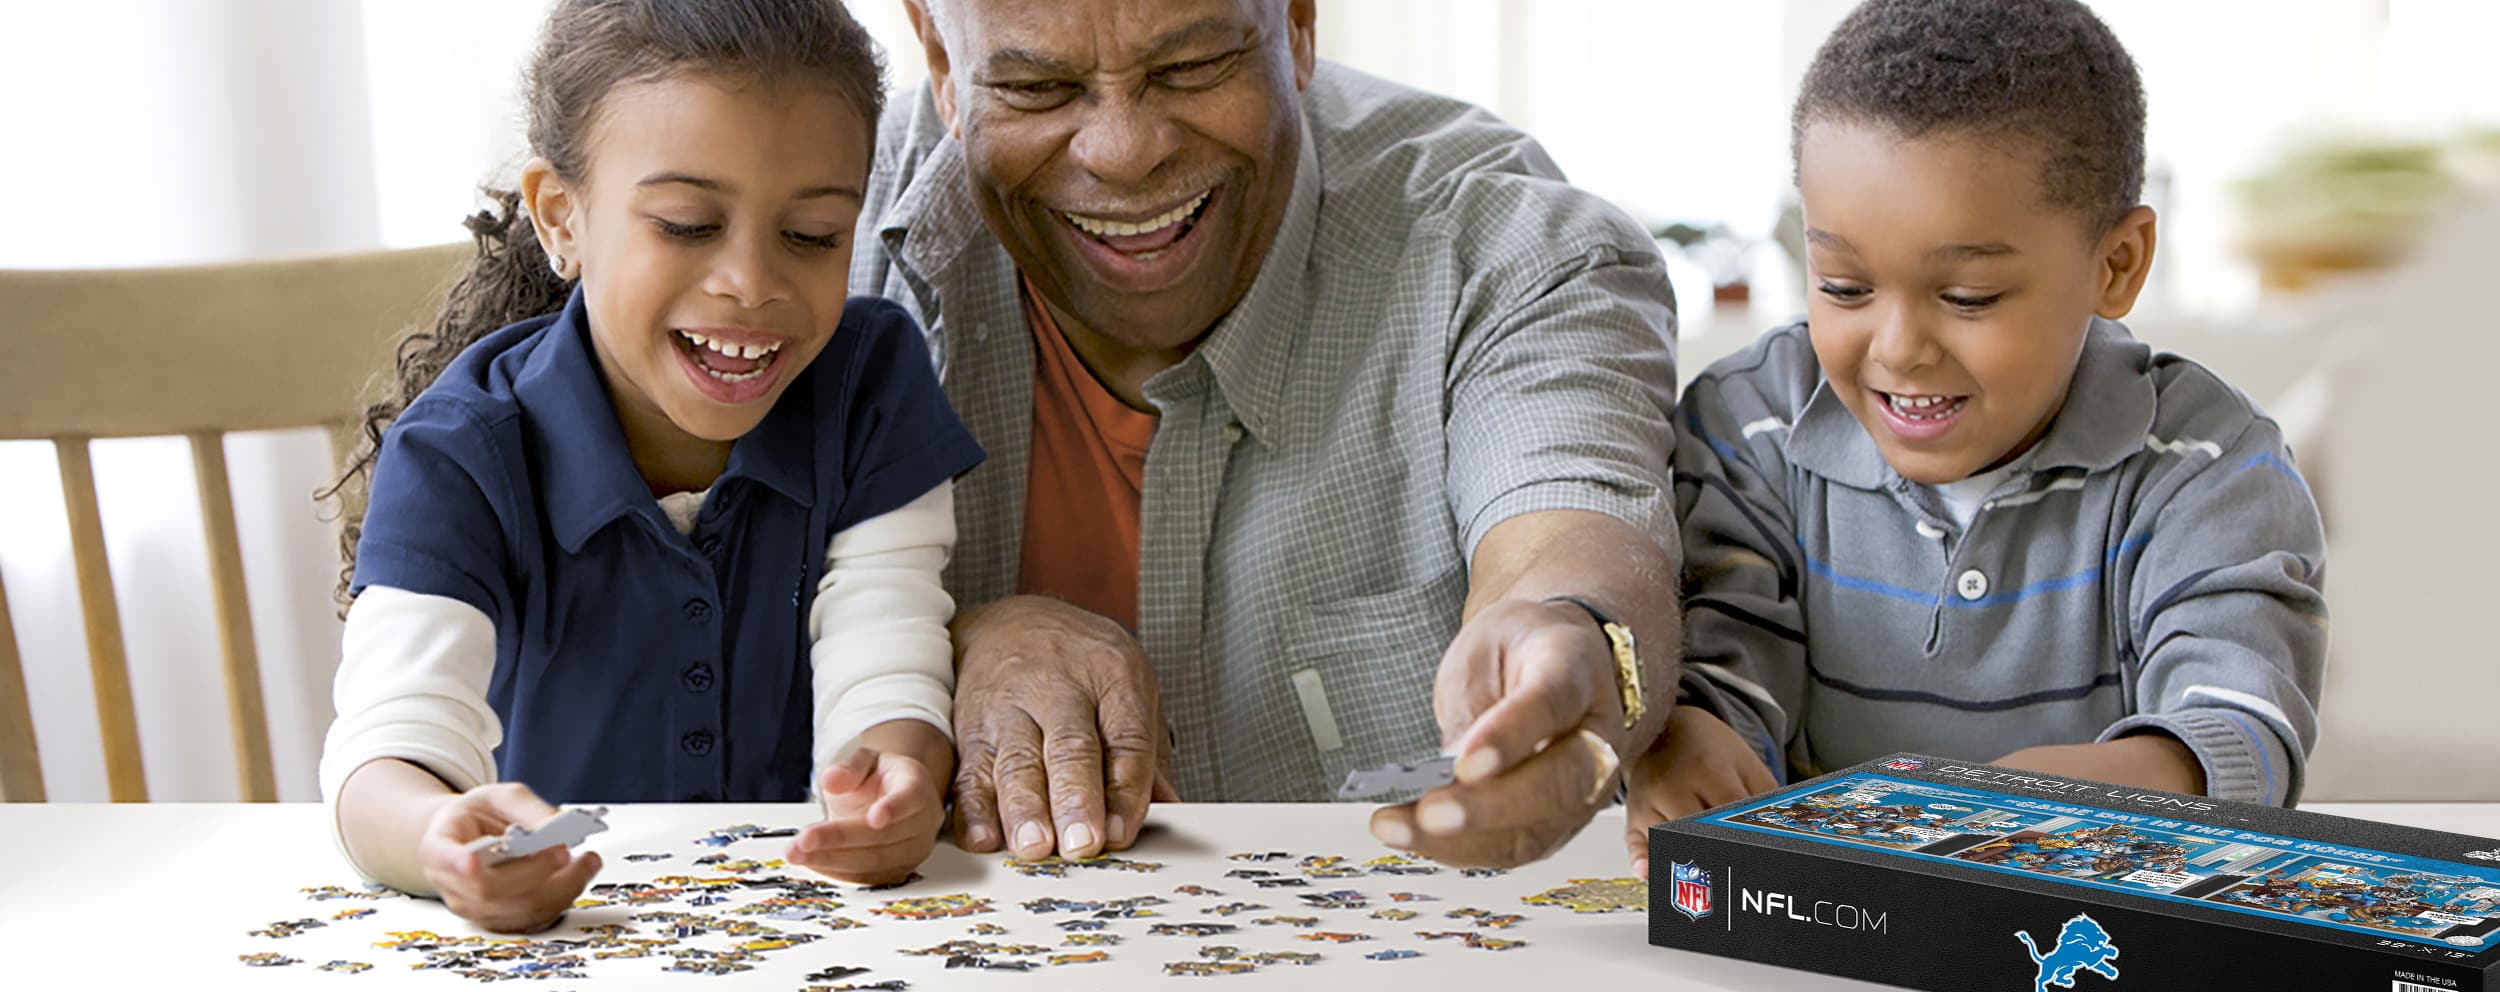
[[1445, 246, 1680, 562]]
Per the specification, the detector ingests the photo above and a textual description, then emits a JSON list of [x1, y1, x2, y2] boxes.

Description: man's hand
[[1622, 705, 1779, 874], [416, 783, 604, 933], [949, 595, 1177, 862], [789, 720, 952, 885], [1368, 598, 1629, 868]]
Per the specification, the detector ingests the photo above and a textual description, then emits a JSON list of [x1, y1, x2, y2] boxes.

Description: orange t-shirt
[[1016, 279, 1155, 632]]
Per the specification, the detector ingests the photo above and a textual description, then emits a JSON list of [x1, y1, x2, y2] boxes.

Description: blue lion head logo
[[2014, 912, 2121, 991]]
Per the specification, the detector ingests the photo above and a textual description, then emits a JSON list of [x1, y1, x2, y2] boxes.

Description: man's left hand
[[1367, 598, 1627, 867]]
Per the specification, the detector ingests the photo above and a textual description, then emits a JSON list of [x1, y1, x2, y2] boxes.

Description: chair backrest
[[0, 243, 468, 802]]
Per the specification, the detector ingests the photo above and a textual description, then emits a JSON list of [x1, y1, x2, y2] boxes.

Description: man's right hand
[[949, 595, 1177, 861], [1622, 705, 1779, 875]]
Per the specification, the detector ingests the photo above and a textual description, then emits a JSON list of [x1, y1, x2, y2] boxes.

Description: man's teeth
[[1063, 192, 1209, 238], [679, 331, 782, 361], [1887, 393, 1963, 420]]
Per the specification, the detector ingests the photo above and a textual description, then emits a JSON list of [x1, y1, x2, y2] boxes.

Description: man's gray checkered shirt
[[851, 63, 1680, 801]]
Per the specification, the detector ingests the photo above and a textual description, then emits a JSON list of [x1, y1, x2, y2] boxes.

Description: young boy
[[1625, 0, 2327, 867]]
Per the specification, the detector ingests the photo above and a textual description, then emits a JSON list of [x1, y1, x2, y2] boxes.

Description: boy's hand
[[790, 745, 946, 885], [416, 783, 603, 933], [1993, 734, 2206, 796], [1623, 706, 1779, 874]]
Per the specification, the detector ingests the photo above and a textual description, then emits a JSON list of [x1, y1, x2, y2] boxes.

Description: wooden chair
[[0, 243, 468, 802]]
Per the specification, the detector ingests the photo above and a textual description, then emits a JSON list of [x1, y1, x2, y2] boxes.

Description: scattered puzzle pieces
[[247, 918, 326, 939], [1166, 960, 1256, 976], [299, 883, 394, 901], [872, 893, 994, 920], [1522, 877, 1647, 914], [1149, 922, 1239, 937], [1417, 930, 1529, 951], [902, 939, 1050, 958], [694, 823, 798, 847], [1002, 854, 1166, 877], [259, 828, 1626, 983]]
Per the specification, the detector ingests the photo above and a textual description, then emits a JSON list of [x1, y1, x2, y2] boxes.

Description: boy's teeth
[[1887, 393, 1963, 420], [1064, 192, 1209, 238]]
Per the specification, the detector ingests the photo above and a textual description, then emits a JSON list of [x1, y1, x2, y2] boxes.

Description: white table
[[1, 801, 2492, 989]]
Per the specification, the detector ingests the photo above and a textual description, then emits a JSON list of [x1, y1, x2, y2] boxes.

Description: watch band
[[1544, 595, 1646, 731]]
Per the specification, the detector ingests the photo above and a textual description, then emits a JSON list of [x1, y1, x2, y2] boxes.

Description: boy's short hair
[[1794, 0, 2147, 231]]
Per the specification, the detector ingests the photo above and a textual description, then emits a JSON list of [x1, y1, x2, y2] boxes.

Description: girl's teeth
[[676, 330, 784, 384], [677, 331, 783, 360]]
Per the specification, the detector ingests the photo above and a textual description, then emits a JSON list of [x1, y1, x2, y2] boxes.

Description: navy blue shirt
[[351, 290, 983, 803]]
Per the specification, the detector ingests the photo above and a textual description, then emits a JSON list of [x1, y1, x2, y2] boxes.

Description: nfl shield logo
[[1882, 757, 1925, 771], [1670, 861, 1713, 921]]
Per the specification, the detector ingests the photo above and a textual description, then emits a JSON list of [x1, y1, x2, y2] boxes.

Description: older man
[[853, 0, 1681, 869]]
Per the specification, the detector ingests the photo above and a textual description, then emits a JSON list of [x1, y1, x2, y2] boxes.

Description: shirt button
[[1222, 422, 1245, 445], [1956, 569, 1990, 601], [682, 598, 712, 622], [697, 534, 724, 557], [681, 663, 714, 693], [681, 730, 715, 756]]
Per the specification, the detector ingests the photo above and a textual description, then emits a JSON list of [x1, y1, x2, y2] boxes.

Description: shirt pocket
[[1278, 565, 1467, 801]]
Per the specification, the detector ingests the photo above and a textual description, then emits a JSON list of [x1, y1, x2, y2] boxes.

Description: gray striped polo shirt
[[1676, 319, 2326, 805]]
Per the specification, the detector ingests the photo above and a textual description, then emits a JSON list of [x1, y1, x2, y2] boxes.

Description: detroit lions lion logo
[[2014, 913, 2120, 991]]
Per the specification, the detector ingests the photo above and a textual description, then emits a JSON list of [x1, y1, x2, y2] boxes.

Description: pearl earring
[[548, 254, 566, 277]]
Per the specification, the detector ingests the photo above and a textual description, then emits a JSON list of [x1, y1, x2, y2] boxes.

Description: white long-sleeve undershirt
[[319, 482, 960, 820]]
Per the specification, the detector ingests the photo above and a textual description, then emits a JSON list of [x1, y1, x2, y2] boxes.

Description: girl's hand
[[417, 782, 604, 933], [789, 745, 946, 884]]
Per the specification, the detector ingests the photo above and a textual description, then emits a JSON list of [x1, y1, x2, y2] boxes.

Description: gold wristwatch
[[1547, 595, 1644, 730]]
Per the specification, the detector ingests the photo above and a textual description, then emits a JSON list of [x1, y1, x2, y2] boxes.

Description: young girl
[[318, 0, 982, 933]]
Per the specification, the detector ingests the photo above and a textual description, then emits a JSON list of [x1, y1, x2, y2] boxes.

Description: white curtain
[[0, 0, 554, 802]]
